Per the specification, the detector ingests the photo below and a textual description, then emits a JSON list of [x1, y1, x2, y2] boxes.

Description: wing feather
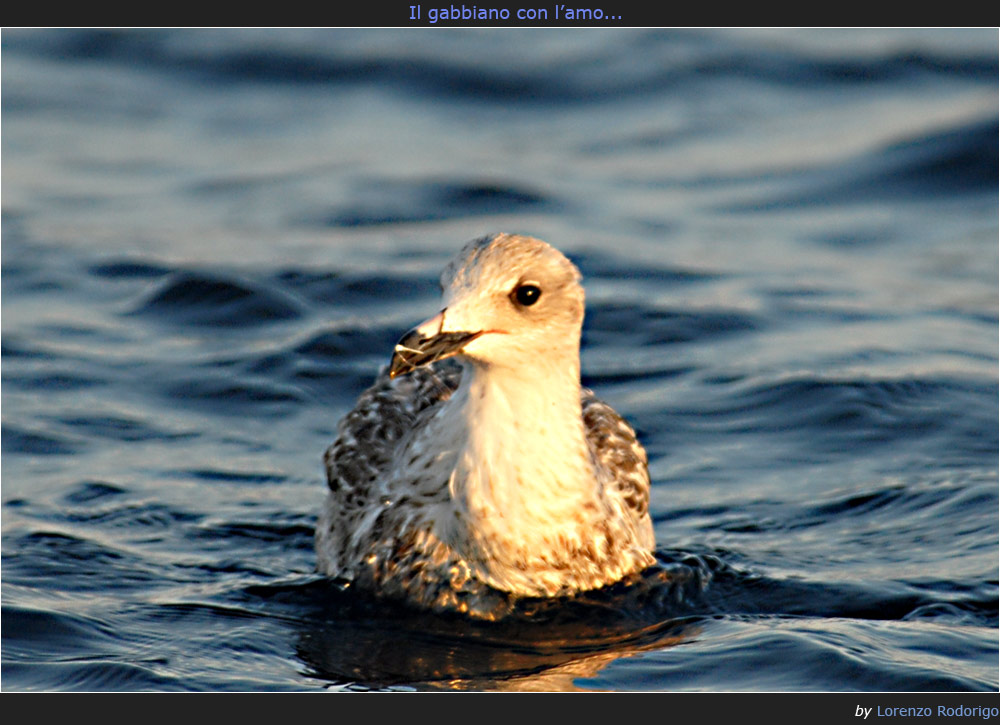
[[581, 390, 651, 520]]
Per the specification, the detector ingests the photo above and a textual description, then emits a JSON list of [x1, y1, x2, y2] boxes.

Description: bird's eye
[[511, 283, 542, 307]]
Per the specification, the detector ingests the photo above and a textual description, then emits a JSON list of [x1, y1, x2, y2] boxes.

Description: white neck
[[432, 353, 610, 594]]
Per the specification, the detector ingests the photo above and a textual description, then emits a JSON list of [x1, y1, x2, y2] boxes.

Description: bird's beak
[[388, 310, 484, 379]]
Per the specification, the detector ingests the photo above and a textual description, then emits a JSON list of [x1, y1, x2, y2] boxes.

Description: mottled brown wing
[[324, 363, 462, 501], [581, 390, 651, 519]]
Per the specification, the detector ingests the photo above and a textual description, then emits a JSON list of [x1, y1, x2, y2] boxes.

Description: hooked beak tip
[[387, 327, 484, 379]]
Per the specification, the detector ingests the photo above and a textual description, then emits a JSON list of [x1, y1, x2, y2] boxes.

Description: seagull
[[316, 234, 655, 618]]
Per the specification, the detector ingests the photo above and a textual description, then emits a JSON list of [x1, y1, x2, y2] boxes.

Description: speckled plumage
[[316, 234, 655, 619]]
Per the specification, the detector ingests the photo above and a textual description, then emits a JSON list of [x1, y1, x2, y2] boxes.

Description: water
[[1, 28, 997, 692]]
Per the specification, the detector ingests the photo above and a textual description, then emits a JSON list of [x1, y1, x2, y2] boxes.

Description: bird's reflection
[[298, 614, 697, 691], [290, 557, 712, 691]]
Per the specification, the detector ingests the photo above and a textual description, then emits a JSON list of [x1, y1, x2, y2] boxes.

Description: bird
[[315, 233, 656, 618]]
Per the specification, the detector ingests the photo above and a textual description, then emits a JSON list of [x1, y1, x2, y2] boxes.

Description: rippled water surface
[[2, 28, 997, 692]]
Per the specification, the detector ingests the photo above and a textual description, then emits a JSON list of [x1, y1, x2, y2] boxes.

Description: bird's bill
[[388, 311, 484, 379]]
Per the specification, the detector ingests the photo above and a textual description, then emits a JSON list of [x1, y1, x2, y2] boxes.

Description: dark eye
[[512, 283, 541, 307]]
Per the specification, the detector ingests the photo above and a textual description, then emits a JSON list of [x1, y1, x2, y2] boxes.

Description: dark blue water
[[2, 28, 997, 692]]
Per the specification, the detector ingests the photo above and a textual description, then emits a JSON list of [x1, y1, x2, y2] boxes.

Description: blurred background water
[[1, 28, 997, 692]]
